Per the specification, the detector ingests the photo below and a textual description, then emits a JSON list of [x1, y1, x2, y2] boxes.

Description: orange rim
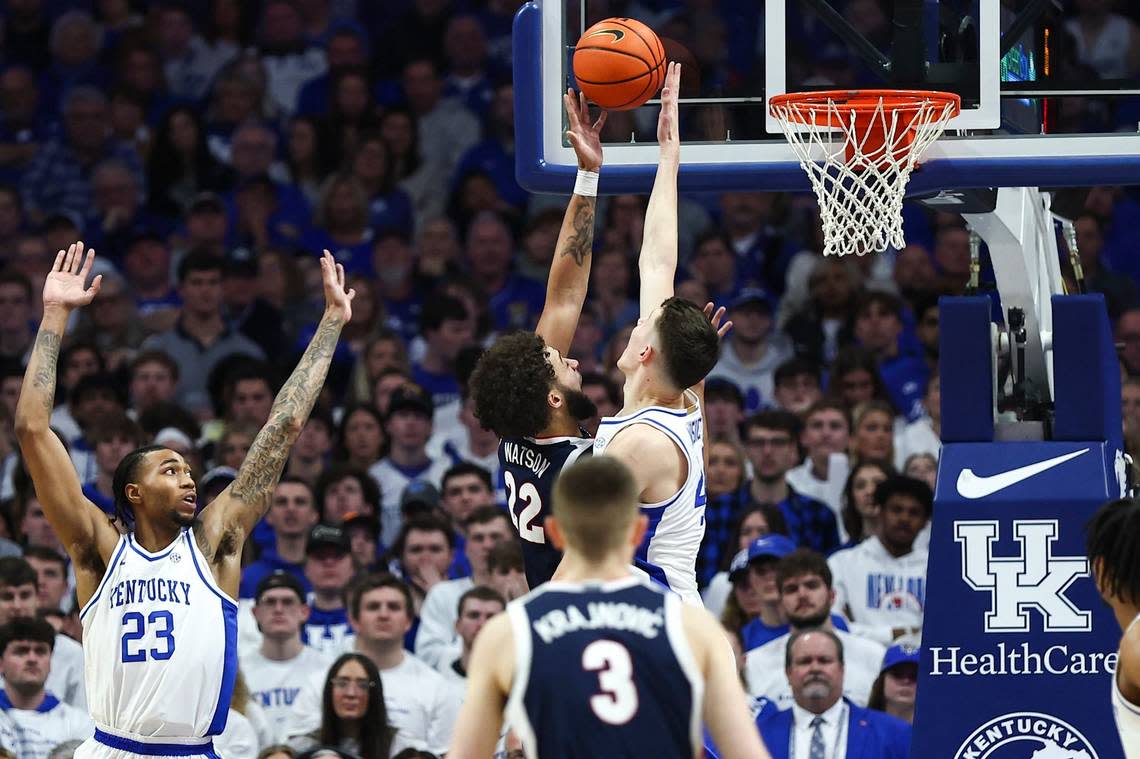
[[769, 89, 962, 121]]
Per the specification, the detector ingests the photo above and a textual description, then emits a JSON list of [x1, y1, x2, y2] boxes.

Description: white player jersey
[[0, 692, 93, 759], [1113, 613, 1140, 759], [744, 629, 886, 709], [593, 392, 707, 604], [240, 646, 331, 743], [828, 536, 928, 645], [79, 528, 238, 742]]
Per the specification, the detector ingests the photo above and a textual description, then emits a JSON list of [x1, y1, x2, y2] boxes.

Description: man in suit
[[756, 628, 911, 759]]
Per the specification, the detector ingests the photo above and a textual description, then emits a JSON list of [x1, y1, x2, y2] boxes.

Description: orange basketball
[[573, 17, 666, 111]]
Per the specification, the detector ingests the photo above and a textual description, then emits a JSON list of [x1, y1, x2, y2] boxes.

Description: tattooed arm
[[534, 89, 606, 355], [200, 251, 353, 567], [14, 243, 118, 602]]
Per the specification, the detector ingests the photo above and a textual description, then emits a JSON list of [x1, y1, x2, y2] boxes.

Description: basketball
[[572, 17, 665, 111]]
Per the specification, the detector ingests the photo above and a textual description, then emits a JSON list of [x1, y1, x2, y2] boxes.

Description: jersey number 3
[[121, 610, 176, 663], [582, 640, 638, 725], [504, 471, 544, 544]]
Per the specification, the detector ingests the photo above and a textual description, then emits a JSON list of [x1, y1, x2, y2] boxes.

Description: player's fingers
[[346, 287, 356, 302], [564, 93, 579, 126], [593, 110, 608, 131], [566, 131, 580, 150], [87, 274, 103, 297], [579, 89, 589, 117], [52, 249, 65, 272], [718, 320, 734, 338], [63, 242, 77, 273], [336, 262, 346, 287], [78, 248, 96, 281]]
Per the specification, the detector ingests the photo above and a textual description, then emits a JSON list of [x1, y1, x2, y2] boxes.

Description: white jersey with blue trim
[[79, 528, 238, 744], [1113, 613, 1140, 759], [593, 391, 707, 605]]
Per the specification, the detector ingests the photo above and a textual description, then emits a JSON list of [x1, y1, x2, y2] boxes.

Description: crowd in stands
[[0, 0, 1137, 757]]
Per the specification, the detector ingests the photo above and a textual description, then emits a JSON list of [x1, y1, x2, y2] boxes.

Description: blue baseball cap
[[881, 641, 921, 672], [730, 288, 774, 312], [728, 534, 797, 581]]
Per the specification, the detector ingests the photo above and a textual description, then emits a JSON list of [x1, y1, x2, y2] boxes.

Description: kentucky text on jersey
[[108, 578, 192, 608], [866, 575, 925, 609], [531, 602, 664, 644], [501, 442, 552, 478]]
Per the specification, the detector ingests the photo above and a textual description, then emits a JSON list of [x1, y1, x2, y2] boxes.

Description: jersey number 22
[[504, 471, 544, 544]]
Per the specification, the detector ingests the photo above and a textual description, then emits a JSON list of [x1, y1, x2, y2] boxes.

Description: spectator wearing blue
[[755, 628, 911, 759], [728, 535, 793, 644], [22, 88, 143, 226], [453, 82, 527, 211], [240, 478, 319, 599], [302, 525, 357, 655], [718, 411, 840, 556], [351, 134, 415, 238], [303, 173, 375, 276], [707, 289, 794, 414], [462, 211, 545, 331], [0, 67, 48, 186], [688, 229, 746, 310], [853, 291, 928, 423], [736, 536, 850, 652], [295, 23, 371, 116], [412, 295, 474, 415], [867, 642, 919, 724]]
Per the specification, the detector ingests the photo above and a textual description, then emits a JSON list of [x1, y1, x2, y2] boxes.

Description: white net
[[769, 92, 959, 257]]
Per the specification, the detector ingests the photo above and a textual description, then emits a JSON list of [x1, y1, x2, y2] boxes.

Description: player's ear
[[547, 388, 563, 410], [546, 516, 566, 551], [630, 514, 648, 548], [124, 483, 142, 505], [638, 344, 653, 365]]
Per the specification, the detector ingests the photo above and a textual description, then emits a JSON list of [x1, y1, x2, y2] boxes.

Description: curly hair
[[469, 331, 555, 438]]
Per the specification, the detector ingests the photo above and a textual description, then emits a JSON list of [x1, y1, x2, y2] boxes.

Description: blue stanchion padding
[[912, 440, 1125, 759], [939, 297, 994, 443], [1052, 294, 1123, 449]]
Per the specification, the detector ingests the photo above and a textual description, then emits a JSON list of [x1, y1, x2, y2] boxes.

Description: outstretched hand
[[42, 242, 101, 311], [565, 89, 606, 171], [704, 302, 733, 339], [657, 61, 682, 157], [320, 250, 355, 322]]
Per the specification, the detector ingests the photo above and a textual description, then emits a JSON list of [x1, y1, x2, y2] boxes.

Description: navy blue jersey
[[505, 577, 702, 759], [498, 435, 593, 588]]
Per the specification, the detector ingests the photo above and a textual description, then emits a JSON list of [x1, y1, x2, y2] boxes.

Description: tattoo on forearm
[[561, 197, 596, 267], [29, 330, 62, 413], [230, 315, 343, 505]]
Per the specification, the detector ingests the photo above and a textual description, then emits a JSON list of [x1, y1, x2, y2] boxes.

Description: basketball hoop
[[769, 90, 961, 257]]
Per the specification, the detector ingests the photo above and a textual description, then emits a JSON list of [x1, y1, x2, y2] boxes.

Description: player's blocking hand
[[657, 61, 682, 157], [43, 241, 102, 311], [565, 88, 606, 172], [319, 249, 355, 322], [704, 301, 732, 340]]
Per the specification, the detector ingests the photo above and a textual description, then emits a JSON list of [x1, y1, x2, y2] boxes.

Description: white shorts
[[74, 730, 221, 759]]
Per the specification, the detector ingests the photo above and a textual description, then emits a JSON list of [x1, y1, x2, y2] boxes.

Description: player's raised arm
[[535, 89, 607, 354], [203, 251, 353, 540], [14, 243, 118, 575], [447, 612, 514, 758], [637, 61, 681, 318]]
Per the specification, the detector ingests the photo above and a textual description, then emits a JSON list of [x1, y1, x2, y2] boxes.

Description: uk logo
[[955, 520, 1090, 633]]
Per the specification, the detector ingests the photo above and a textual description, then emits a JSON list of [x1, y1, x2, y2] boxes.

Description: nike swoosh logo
[[956, 448, 1090, 499], [587, 29, 625, 42]]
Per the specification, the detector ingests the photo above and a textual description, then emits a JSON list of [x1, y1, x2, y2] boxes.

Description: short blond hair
[[552, 457, 639, 560]]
